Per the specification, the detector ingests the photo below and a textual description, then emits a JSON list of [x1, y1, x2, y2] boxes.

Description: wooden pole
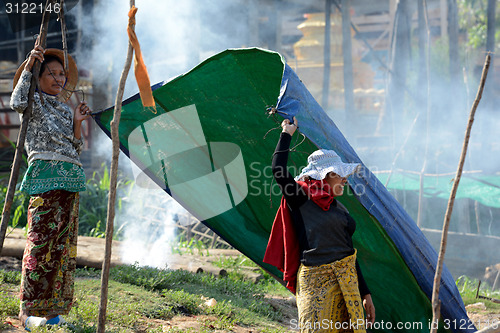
[[59, 0, 69, 72], [96, 1, 135, 331], [417, 0, 430, 228], [388, 0, 411, 148], [340, 0, 355, 137], [321, 0, 332, 109], [430, 53, 491, 333], [486, 0, 497, 55], [0, 0, 55, 255], [448, 0, 459, 83]]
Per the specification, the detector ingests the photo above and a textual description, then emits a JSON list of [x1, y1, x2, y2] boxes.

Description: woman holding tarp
[[10, 41, 91, 330], [264, 116, 375, 332]]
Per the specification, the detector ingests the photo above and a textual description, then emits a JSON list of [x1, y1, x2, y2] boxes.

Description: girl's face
[[39, 60, 66, 96], [325, 172, 347, 197]]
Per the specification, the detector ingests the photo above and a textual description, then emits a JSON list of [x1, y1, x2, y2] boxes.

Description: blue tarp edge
[[276, 64, 475, 333]]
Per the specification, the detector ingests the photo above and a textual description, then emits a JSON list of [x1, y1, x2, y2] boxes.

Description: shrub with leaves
[[78, 164, 133, 238]]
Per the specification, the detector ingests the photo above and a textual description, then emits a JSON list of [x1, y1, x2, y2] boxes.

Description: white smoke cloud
[[74, 1, 500, 276], [77, 0, 254, 268]]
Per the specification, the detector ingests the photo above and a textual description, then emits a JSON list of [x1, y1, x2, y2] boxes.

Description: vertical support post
[[0, 0, 55, 255], [97, 1, 135, 331], [341, 0, 355, 137], [387, 0, 411, 151], [417, 0, 428, 108], [430, 53, 491, 333], [448, 0, 459, 84], [440, 0, 448, 39], [417, 172, 424, 227], [321, 0, 332, 110], [474, 200, 480, 234], [486, 0, 497, 56]]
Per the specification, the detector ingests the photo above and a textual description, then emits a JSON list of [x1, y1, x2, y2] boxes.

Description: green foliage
[[74, 267, 101, 279], [458, 0, 500, 49], [109, 263, 284, 323], [110, 263, 173, 291], [158, 289, 202, 316], [78, 164, 133, 238], [0, 185, 29, 229], [199, 310, 236, 330], [171, 235, 209, 256], [0, 257, 289, 331], [457, 275, 500, 310], [213, 254, 289, 296], [0, 290, 18, 317], [0, 270, 21, 284]]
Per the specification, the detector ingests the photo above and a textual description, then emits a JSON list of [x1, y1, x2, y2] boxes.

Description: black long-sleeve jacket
[[272, 132, 370, 296]]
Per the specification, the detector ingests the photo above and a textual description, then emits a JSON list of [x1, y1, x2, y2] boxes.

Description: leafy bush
[[0, 185, 29, 229], [78, 164, 133, 238], [457, 275, 500, 310]]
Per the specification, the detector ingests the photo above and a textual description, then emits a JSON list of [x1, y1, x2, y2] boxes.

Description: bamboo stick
[[96, 1, 135, 332], [341, 0, 355, 135], [59, 0, 69, 73], [0, 0, 55, 255], [430, 53, 491, 333], [417, 0, 430, 228], [321, 0, 332, 109]]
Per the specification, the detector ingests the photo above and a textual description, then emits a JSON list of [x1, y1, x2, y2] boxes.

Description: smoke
[[74, 1, 499, 276], [117, 163, 189, 268], [75, 0, 256, 268]]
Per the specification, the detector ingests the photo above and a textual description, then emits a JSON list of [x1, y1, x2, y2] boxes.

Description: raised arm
[[271, 117, 307, 207], [10, 71, 32, 114], [10, 44, 45, 114]]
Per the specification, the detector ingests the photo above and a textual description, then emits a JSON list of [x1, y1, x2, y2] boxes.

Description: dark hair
[[40, 55, 64, 77]]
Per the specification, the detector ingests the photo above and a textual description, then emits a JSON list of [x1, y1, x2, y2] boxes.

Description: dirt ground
[[1, 256, 499, 332]]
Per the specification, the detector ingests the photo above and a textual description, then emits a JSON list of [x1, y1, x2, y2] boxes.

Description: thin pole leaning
[[59, 0, 69, 72], [321, 0, 332, 109], [429, 53, 491, 333], [0, 0, 55, 255], [96, 1, 135, 332]]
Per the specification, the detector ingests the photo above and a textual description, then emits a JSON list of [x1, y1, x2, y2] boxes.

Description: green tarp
[[94, 48, 473, 332]]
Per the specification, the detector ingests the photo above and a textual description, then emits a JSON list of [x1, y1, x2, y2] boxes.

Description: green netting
[[376, 173, 500, 208]]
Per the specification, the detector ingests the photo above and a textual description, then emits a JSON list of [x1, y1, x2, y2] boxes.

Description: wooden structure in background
[[139, 201, 231, 249]]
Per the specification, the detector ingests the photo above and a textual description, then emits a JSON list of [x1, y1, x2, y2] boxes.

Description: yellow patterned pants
[[296, 251, 366, 333]]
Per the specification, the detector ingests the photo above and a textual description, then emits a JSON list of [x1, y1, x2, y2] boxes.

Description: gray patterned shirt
[[10, 70, 84, 166]]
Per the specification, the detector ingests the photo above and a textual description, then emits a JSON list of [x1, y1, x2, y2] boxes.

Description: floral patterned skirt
[[296, 251, 366, 333], [20, 190, 79, 317]]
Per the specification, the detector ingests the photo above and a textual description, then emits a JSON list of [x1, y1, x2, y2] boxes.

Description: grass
[[109, 264, 286, 324], [2, 264, 499, 332], [456, 275, 500, 311], [0, 264, 291, 332], [212, 254, 290, 297]]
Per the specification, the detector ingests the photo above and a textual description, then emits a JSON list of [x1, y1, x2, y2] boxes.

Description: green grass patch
[[0, 264, 291, 332], [457, 275, 500, 311]]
